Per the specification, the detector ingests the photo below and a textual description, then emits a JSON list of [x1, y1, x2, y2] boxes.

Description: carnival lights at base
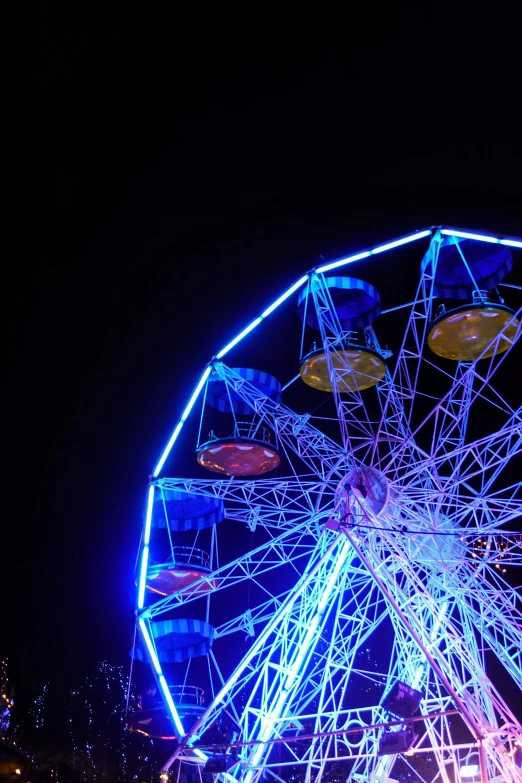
[[128, 226, 522, 783]]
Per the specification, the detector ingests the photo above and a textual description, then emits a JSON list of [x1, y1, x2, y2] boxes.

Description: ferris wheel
[[128, 226, 522, 783]]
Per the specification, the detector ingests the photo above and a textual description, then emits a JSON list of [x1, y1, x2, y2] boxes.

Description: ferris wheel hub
[[335, 465, 389, 520]]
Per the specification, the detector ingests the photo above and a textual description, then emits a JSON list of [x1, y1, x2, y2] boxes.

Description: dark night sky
[[3, 4, 521, 725]]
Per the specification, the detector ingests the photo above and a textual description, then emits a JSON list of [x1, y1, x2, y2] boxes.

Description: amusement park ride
[[127, 227, 522, 783]]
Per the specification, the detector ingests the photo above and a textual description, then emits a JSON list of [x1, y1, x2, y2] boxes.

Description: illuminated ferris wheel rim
[[133, 224, 522, 781]]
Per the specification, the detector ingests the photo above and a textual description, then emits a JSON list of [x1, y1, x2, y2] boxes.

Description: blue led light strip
[[315, 229, 432, 273], [138, 618, 185, 736], [216, 317, 263, 359], [441, 229, 499, 244], [137, 486, 156, 609], [153, 367, 212, 477], [441, 228, 522, 249], [215, 275, 311, 359]]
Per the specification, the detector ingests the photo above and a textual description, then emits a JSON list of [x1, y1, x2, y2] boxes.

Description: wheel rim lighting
[[137, 224, 521, 758]]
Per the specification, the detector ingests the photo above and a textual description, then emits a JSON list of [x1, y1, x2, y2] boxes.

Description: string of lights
[[68, 660, 161, 783], [2, 659, 167, 783], [1, 658, 14, 737]]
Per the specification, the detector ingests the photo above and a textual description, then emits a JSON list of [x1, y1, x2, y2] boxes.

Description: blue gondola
[[153, 488, 224, 532]]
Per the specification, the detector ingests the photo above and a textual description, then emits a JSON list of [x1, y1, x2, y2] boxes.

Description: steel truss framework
[[134, 227, 522, 783]]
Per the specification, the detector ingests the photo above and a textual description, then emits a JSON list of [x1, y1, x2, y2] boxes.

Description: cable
[[342, 520, 522, 539]]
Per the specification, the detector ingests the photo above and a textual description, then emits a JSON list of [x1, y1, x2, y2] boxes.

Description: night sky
[[3, 4, 521, 728]]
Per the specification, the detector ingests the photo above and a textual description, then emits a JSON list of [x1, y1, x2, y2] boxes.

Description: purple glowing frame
[[134, 226, 522, 783]]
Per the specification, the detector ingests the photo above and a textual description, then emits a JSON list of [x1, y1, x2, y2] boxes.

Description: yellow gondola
[[300, 342, 385, 392], [428, 302, 519, 361]]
